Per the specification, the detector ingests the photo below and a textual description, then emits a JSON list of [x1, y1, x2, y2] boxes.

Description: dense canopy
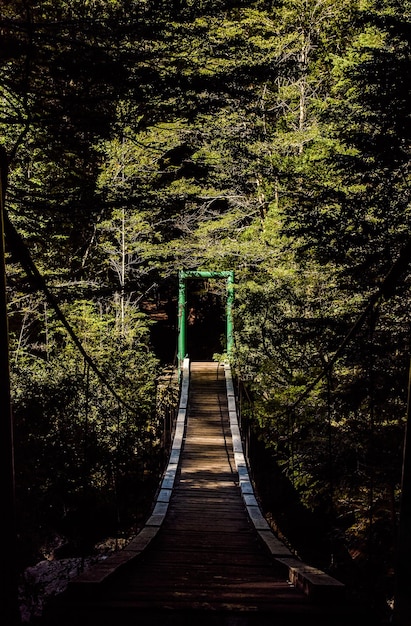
[[1, 0, 410, 623]]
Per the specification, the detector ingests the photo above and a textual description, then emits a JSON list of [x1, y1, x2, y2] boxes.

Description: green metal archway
[[177, 270, 234, 369]]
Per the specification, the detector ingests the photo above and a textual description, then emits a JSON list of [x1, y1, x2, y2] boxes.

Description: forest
[[1, 0, 410, 623]]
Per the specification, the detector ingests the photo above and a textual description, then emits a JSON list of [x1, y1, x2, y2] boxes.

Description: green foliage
[[9, 290, 161, 563], [2, 0, 410, 613]]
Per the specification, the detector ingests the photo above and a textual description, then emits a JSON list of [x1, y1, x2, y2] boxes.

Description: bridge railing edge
[[223, 362, 346, 602], [68, 358, 191, 588]]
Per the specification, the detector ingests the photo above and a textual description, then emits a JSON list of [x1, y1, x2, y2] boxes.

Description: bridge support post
[[177, 270, 235, 376], [0, 151, 20, 625], [177, 272, 187, 372], [226, 270, 234, 356]]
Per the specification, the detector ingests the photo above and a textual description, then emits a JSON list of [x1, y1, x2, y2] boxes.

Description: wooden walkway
[[41, 361, 371, 626]]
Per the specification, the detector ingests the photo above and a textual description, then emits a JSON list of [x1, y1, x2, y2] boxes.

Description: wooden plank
[[156, 488, 172, 503], [247, 505, 271, 530], [124, 526, 159, 551], [276, 556, 346, 600], [240, 477, 255, 494], [258, 530, 293, 557], [227, 395, 237, 413], [43, 361, 354, 626], [243, 493, 259, 507], [168, 448, 181, 464]]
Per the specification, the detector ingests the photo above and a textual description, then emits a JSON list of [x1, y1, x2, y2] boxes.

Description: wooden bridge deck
[[41, 361, 371, 626]]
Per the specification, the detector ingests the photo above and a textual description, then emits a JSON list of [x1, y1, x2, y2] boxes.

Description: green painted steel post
[[226, 271, 234, 356], [177, 272, 186, 372], [177, 270, 235, 364]]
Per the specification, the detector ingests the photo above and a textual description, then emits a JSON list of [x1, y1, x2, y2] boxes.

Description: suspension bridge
[[1, 159, 411, 625], [39, 359, 374, 626]]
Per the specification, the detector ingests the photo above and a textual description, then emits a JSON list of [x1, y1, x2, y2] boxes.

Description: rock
[[19, 555, 104, 623]]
